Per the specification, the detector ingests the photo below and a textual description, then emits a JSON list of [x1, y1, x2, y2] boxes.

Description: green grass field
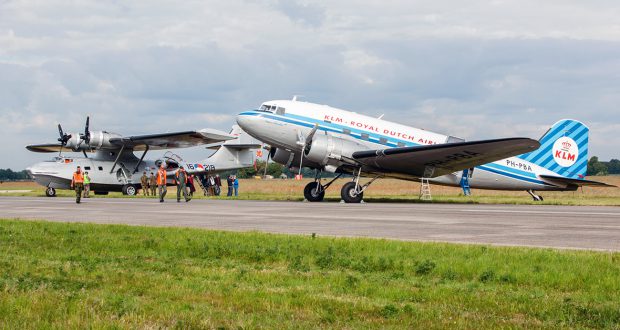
[[1, 219, 619, 328]]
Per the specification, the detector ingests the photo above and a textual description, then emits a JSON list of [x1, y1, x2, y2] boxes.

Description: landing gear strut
[[527, 189, 544, 201], [303, 170, 342, 202], [340, 168, 380, 203]]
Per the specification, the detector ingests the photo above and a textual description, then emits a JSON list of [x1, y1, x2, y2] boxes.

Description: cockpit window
[[258, 104, 278, 113]]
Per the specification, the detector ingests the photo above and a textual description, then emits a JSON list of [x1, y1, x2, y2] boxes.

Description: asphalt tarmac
[[1, 197, 619, 251]]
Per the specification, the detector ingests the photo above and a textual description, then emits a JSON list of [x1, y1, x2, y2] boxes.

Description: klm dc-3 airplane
[[26, 117, 258, 196], [237, 98, 613, 203]]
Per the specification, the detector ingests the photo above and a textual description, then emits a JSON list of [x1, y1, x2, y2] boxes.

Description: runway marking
[[460, 209, 620, 217]]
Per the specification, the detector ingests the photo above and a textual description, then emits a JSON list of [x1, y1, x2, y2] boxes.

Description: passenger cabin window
[[379, 137, 387, 144], [361, 133, 369, 140], [84, 166, 91, 171], [397, 142, 405, 147], [343, 128, 351, 135], [98, 166, 103, 171]]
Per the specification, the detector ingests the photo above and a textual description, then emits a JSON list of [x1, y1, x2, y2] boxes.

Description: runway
[[1, 197, 619, 251]]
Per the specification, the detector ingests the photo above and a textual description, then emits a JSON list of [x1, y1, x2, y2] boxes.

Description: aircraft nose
[[235, 112, 257, 134]]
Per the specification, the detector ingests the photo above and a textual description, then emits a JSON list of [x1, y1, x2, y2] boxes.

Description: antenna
[[292, 95, 304, 102], [378, 114, 385, 119]]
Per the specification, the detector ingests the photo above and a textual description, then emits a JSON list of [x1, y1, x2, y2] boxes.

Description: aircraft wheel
[[123, 184, 137, 196], [341, 181, 363, 203], [45, 187, 56, 197], [304, 182, 325, 202]]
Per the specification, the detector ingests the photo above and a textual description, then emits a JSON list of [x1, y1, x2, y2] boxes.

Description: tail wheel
[[341, 181, 363, 203], [122, 184, 137, 196], [304, 182, 325, 202], [45, 187, 56, 197]]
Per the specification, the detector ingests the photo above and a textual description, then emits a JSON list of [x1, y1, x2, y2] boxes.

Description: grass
[[2, 176, 620, 205], [1, 219, 620, 328]]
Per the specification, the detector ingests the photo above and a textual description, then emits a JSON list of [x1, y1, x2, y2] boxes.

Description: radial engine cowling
[[87, 131, 121, 149], [303, 133, 367, 166], [270, 147, 321, 169]]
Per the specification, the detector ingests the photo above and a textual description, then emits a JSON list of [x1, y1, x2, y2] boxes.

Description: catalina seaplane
[[26, 117, 258, 196], [236, 98, 613, 203]]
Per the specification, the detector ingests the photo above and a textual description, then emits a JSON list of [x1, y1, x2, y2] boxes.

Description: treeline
[[0, 169, 31, 181], [587, 157, 620, 176]]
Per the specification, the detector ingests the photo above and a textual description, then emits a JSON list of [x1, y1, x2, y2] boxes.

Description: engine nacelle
[[65, 131, 121, 150], [304, 133, 367, 166], [270, 147, 321, 169], [87, 131, 121, 149]]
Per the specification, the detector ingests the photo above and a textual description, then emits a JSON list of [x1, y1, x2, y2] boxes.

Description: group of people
[[70, 164, 241, 204], [141, 165, 196, 203], [199, 174, 239, 197]]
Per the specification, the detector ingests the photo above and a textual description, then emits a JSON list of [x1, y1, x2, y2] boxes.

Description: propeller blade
[[84, 116, 90, 143]]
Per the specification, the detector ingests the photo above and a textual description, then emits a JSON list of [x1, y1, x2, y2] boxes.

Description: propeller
[[80, 116, 91, 145], [57, 124, 72, 156], [297, 124, 319, 177]]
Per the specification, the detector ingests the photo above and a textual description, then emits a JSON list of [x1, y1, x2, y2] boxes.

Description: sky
[[1, 0, 619, 169]]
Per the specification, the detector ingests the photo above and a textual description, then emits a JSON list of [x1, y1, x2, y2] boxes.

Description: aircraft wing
[[352, 138, 540, 178], [539, 175, 617, 188], [110, 129, 236, 151], [26, 143, 65, 153]]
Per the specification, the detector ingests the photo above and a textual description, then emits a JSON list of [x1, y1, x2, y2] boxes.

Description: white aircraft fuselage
[[237, 100, 593, 200]]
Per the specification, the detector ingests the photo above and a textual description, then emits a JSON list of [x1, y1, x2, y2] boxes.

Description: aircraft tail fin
[[202, 125, 260, 169], [519, 119, 589, 179]]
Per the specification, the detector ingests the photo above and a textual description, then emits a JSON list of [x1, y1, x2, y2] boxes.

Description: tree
[[587, 156, 608, 176], [607, 159, 620, 175]]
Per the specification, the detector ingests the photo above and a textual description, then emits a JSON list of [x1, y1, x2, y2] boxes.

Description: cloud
[[1, 0, 619, 169]]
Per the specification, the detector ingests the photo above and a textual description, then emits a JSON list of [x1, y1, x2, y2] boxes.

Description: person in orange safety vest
[[156, 164, 168, 202], [70, 165, 84, 204]]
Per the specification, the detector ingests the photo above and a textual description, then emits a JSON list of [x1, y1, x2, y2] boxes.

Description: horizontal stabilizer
[[220, 144, 261, 150], [539, 175, 616, 187], [353, 138, 540, 178]]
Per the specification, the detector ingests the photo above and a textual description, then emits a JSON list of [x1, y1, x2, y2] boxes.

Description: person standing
[[208, 175, 216, 196], [214, 174, 222, 196], [175, 167, 190, 202], [140, 171, 149, 196], [70, 166, 84, 204], [82, 171, 91, 198], [156, 165, 167, 203], [233, 175, 239, 197], [149, 172, 157, 196], [226, 175, 233, 197], [187, 175, 196, 197]]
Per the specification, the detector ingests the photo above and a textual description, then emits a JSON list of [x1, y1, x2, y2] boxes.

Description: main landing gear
[[340, 168, 380, 204], [45, 187, 56, 197], [302, 168, 379, 204], [303, 170, 342, 202], [527, 189, 544, 201]]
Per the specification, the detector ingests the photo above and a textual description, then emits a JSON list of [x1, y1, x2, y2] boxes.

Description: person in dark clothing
[[226, 175, 233, 197], [187, 175, 196, 197], [175, 167, 190, 202], [214, 174, 222, 196]]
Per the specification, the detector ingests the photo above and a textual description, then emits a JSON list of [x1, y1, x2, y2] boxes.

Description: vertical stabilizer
[[519, 119, 589, 179]]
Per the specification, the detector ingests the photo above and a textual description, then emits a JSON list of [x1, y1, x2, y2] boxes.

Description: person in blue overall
[[233, 175, 239, 197]]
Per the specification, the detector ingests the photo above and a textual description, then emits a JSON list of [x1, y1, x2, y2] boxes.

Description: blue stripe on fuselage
[[238, 110, 553, 186]]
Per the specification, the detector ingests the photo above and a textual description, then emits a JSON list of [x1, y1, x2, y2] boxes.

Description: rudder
[[519, 119, 589, 179]]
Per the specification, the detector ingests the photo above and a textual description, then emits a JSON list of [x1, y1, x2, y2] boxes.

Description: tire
[[340, 181, 363, 203], [45, 187, 56, 197], [123, 184, 137, 196], [304, 182, 325, 202]]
